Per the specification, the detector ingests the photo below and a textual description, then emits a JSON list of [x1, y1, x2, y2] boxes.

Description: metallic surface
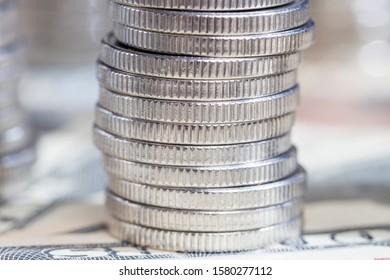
[[113, 20, 315, 57], [110, 0, 310, 35], [107, 215, 302, 252], [108, 168, 307, 210], [112, 0, 295, 11], [98, 86, 299, 124], [100, 33, 302, 79], [103, 148, 297, 188], [94, 126, 292, 166], [106, 192, 303, 232], [97, 63, 298, 101], [95, 106, 296, 145]]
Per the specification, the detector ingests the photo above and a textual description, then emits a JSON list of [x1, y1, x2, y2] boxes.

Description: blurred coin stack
[[0, 0, 35, 181], [94, 0, 314, 252]]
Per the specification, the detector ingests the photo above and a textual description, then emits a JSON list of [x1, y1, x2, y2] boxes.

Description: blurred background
[[0, 0, 389, 259], [16, 0, 390, 198]]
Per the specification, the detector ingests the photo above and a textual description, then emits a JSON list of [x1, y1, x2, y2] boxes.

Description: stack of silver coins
[[0, 0, 34, 180], [94, 0, 314, 252]]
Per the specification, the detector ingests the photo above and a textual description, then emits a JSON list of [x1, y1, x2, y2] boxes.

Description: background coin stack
[[94, 0, 315, 252], [0, 0, 35, 181]]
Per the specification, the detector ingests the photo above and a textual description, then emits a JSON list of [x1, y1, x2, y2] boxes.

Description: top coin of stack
[[0, 0, 35, 181], [94, 0, 314, 252]]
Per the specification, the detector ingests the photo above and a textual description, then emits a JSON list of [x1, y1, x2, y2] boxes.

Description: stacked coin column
[[94, 0, 314, 252], [0, 0, 35, 180]]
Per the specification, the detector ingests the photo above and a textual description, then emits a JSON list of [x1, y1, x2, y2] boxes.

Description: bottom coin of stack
[[0, 1, 35, 182]]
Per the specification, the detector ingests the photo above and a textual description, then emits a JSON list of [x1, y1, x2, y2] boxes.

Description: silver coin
[[108, 215, 302, 252], [100, 33, 302, 79], [112, 0, 294, 11], [107, 192, 303, 232], [97, 63, 298, 101], [98, 86, 299, 124], [108, 167, 306, 210], [102, 148, 297, 188], [0, 145, 35, 178], [0, 124, 33, 155], [113, 20, 315, 57], [109, 0, 310, 35], [95, 106, 295, 145], [94, 126, 291, 166]]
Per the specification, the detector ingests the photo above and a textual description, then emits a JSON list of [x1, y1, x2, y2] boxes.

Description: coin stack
[[94, 0, 314, 252], [0, 0, 35, 181]]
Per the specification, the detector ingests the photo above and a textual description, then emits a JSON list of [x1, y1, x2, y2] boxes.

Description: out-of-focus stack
[[94, 0, 315, 252], [0, 0, 34, 180]]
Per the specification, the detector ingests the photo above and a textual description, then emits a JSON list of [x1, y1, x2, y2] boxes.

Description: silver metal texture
[[97, 63, 298, 101], [108, 167, 306, 210], [99, 33, 303, 79], [109, 0, 310, 35], [106, 192, 303, 232], [111, 0, 295, 11], [102, 148, 297, 188], [94, 126, 292, 166], [113, 20, 315, 57], [107, 215, 302, 252], [95, 106, 295, 145], [98, 86, 299, 124]]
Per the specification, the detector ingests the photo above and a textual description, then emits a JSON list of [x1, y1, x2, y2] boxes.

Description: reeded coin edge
[[107, 215, 302, 252], [106, 191, 303, 232], [102, 148, 297, 187], [113, 20, 315, 57], [94, 126, 292, 166], [110, 0, 310, 35], [107, 167, 306, 210], [100, 33, 303, 79], [97, 63, 299, 101], [98, 86, 299, 124], [112, 0, 295, 11], [95, 106, 296, 145]]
